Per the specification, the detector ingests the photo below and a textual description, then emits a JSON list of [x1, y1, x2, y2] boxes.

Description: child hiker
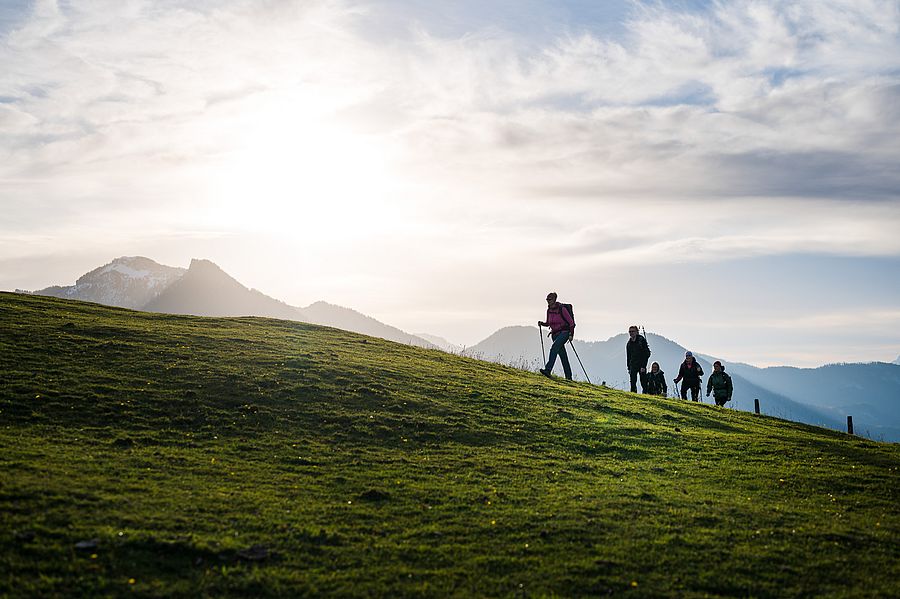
[[644, 361, 667, 396]]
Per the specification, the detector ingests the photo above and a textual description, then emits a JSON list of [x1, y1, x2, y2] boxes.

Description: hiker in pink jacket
[[538, 292, 574, 380]]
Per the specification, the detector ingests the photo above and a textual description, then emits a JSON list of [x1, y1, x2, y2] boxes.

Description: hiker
[[706, 361, 733, 406], [538, 292, 574, 380], [644, 361, 667, 396], [674, 351, 704, 401], [626, 325, 651, 393]]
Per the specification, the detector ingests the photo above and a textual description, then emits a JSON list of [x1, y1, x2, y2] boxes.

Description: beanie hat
[[685, 351, 693, 358]]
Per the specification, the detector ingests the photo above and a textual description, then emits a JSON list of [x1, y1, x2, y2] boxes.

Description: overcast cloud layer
[[2, 0, 899, 366]]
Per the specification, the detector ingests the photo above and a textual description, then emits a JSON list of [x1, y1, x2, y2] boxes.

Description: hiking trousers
[[680, 381, 700, 401], [629, 369, 648, 393], [545, 330, 572, 380]]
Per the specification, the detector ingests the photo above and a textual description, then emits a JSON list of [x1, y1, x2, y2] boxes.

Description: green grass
[[1, 291, 899, 598]]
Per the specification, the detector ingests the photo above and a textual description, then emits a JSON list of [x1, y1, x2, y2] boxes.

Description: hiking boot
[[539, 368, 552, 379]]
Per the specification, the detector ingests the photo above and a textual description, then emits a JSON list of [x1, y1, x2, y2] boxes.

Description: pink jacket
[[545, 303, 574, 335]]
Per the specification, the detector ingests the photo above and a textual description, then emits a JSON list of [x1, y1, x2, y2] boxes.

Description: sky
[[2, 0, 899, 367]]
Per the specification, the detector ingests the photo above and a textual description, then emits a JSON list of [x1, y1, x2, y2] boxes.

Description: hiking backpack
[[560, 303, 575, 330]]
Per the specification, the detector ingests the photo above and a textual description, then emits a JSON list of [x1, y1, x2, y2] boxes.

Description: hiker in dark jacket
[[644, 362, 669, 397], [674, 351, 704, 401], [538, 292, 574, 380], [706, 361, 733, 406], [626, 325, 651, 393], [644, 361, 667, 396]]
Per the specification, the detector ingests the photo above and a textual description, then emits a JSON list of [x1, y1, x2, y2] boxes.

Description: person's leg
[[679, 382, 688, 399], [691, 384, 700, 401], [545, 331, 569, 373], [545, 338, 559, 371], [639, 370, 648, 393], [629, 370, 638, 393], [558, 341, 572, 380]]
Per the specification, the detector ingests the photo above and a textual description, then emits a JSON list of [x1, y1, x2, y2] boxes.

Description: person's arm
[[539, 308, 550, 327], [561, 306, 574, 331], [674, 366, 682, 383], [726, 374, 733, 399], [706, 377, 712, 395], [697, 364, 704, 376], [662, 377, 668, 394]]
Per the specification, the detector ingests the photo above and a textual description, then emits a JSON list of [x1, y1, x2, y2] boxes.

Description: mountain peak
[[145, 258, 301, 320], [78, 256, 176, 284], [187, 258, 226, 273], [35, 256, 184, 309]]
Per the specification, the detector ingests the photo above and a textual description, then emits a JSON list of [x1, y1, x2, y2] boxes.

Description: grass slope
[[1, 292, 899, 598]]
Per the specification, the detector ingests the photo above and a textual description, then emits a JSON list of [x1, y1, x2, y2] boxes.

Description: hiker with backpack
[[538, 292, 574, 380], [644, 361, 667, 396], [706, 361, 733, 406], [626, 325, 651, 393], [674, 351, 704, 401]]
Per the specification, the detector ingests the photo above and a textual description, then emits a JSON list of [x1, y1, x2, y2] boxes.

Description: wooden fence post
[[754, 398, 760, 414], [847, 416, 853, 435]]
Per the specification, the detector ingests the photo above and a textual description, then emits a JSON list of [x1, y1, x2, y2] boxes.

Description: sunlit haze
[[3, 0, 900, 366]]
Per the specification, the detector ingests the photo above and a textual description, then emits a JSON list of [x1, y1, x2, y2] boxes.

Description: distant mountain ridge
[[721, 361, 900, 440], [301, 301, 433, 347], [30, 256, 435, 349]]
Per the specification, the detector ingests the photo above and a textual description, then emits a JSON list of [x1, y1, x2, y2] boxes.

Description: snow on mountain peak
[[38, 256, 185, 309]]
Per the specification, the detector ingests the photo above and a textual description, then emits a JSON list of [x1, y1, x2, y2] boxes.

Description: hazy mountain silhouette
[[467, 326, 852, 437], [30, 256, 435, 348], [35, 256, 184, 309], [144, 259, 303, 320], [300, 301, 435, 349], [722, 361, 900, 441], [894, 355, 900, 365]]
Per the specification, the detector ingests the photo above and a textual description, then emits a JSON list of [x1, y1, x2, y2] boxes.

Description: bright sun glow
[[203, 93, 395, 241]]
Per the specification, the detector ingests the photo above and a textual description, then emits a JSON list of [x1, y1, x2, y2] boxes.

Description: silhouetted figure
[[674, 351, 704, 401], [626, 325, 651, 393], [538, 292, 574, 380], [706, 361, 733, 406], [645, 361, 667, 396]]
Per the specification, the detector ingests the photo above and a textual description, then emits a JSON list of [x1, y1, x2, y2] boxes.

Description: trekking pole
[[538, 325, 546, 365], [568, 339, 591, 384]]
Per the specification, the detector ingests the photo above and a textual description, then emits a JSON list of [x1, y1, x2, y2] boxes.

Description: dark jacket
[[707, 371, 733, 401], [645, 370, 667, 396], [674, 360, 704, 385], [626, 335, 651, 371]]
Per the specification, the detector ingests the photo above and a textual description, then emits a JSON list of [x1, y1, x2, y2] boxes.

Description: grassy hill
[[1, 292, 899, 598]]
